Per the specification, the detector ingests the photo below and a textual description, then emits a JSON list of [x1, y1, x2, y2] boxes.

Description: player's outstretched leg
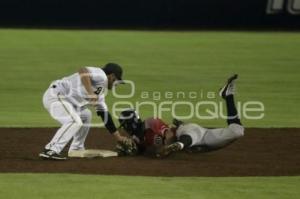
[[219, 74, 241, 125]]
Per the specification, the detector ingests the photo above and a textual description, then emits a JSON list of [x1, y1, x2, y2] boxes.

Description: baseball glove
[[115, 138, 138, 156]]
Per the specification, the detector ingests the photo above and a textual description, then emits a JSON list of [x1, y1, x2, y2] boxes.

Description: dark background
[[0, 0, 299, 29]]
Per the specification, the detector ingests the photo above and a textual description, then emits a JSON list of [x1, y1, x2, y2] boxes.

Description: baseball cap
[[102, 63, 124, 83]]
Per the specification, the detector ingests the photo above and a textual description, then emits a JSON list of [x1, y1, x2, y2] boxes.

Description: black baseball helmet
[[102, 63, 124, 83], [119, 109, 141, 135]]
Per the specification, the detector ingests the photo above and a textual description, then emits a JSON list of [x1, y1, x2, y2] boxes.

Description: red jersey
[[142, 117, 169, 147]]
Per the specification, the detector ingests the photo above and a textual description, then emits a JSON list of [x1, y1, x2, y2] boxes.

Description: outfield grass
[[0, 174, 299, 199], [0, 29, 299, 127]]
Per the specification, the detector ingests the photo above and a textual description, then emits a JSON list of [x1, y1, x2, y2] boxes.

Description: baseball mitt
[[115, 138, 138, 156]]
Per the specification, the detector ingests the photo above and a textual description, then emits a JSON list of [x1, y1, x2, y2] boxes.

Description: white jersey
[[51, 67, 108, 111]]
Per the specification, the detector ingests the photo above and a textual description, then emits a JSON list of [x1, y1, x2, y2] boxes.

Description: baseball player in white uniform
[[158, 74, 244, 157], [39, 63, 130, 160]]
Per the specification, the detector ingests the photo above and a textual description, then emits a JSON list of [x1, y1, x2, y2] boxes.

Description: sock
[[225, 95, 241, 125]]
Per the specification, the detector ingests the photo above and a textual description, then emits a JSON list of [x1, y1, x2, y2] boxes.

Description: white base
[[68, 149, 118, 158]]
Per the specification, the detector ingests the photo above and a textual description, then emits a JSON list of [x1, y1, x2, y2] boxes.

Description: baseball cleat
[[156, 142, 184, 158], [219, 74, 238, 98], [39, 149, 67, 160]]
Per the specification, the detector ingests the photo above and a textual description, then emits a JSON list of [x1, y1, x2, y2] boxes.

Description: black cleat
[[219, 74, 238, 98], [39, 149, 67, 160]]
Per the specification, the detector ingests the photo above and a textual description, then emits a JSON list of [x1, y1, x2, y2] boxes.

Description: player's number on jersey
[[94, 87, 103, 95]]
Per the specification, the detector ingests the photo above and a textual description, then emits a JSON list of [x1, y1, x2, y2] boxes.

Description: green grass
[[0, 30, 298, 198], [0, 29, 299, 127], [0, 174, 299, 199]]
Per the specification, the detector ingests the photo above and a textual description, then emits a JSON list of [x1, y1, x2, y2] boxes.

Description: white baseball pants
[[42, 86, 92, 154]]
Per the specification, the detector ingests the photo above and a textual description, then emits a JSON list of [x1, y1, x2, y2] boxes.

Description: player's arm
[[96, 100, 131, 143], [78, 67, 98, 104], [96, 110, 124, 141]]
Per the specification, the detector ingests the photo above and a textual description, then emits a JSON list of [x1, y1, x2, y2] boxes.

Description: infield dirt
[[0, 128, 299, 177]]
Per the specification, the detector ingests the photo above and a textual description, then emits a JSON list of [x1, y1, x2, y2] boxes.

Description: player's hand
[[156, 142, 183, 158], [88, 93, 98, 105], [113, 131, 132, 144], [113, 131, 134, 145], [119, 136, 133, 145]]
